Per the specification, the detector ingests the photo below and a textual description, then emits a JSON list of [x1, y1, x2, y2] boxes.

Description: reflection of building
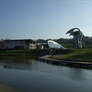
[[3, 63, 32, 70], [2, 59, 36, 70], [2, 39, 36, 50]]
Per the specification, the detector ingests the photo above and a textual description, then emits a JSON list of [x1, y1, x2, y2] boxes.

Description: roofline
[[4, 39, 33, 41]]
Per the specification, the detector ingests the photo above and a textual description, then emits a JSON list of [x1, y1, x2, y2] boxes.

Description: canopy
[[47, 40, 66, 49]]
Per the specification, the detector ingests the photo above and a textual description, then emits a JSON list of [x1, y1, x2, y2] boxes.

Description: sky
[[0, 0, 92, 39]]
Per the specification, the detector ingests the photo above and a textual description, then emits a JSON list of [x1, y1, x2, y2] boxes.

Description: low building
[[29, 43, 37, 49], [2, 39, 35, 50], [36, 42, 49, 49], [0, 41, 4, 49]]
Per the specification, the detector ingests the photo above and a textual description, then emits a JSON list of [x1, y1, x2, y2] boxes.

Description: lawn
[[51, 48, 92, 62], [0, 49, 45, 56], [0, 48, 92, 62]]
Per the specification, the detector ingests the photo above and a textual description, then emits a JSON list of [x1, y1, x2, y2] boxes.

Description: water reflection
[[0, 57, 88, 81], [66, 67, 85, 81], [0, 57, 37, 71], [0, 57, 92, 92]]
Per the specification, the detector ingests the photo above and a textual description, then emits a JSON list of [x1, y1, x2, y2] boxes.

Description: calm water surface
[[0, 58, 92, 92]]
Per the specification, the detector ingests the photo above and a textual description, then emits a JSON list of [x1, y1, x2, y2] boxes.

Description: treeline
[[36, 36, 92, 48], [0, 36, 92, 48]]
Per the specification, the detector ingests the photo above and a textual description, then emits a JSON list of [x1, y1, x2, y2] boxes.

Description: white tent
[[47, 40, 66, 49]]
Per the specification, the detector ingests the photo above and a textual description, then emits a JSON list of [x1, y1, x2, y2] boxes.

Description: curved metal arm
[[66, 28, 84, 48]]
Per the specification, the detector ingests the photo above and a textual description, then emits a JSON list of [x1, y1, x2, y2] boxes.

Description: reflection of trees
[[68, 68, 85, 81]]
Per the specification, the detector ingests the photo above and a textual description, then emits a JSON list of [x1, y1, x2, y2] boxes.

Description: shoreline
[[39, 55, 92, 69], [0, 83, 19, 92], [0, 49, 49, 57]]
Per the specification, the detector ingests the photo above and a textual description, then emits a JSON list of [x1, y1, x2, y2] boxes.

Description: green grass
[[0, 48, 92, 62], [0, 49, 44, 55], [51, 48, 92, 62], [62, 43, 73, 48]]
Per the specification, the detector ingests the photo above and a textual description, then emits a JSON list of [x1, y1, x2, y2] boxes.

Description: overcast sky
[[0, 0, 92, 39]]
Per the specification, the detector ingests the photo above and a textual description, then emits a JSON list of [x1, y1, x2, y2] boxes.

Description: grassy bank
[[0, 49, 41, 54], [50, 48, 92, 62], [0, 49, 47, 56], [0, 48, 92, 62]]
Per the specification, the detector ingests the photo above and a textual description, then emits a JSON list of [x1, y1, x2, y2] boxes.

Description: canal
[[0, 58, 92, 92]]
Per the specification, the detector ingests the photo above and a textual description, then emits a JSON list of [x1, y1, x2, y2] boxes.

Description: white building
[[3, 39, 35, 49]]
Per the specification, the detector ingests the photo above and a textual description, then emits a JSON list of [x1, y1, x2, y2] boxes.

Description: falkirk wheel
[[66, 28, 84, 48]]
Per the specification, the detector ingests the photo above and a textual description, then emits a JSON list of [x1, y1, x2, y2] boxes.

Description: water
[[0, 58, 92, 92]]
